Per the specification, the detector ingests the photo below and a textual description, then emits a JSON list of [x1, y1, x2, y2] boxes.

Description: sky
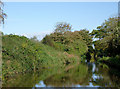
[[2, 2, 118, 40]]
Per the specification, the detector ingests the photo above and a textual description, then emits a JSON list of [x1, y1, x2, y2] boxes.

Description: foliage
[[42, 26, 93, 57], [98, 55, 120, 70], [2, 16, 120, 83], [54, 22, 72, 34], [76, 29, 93, 46], [91, 17, 120, 57], [2, 34, 80, 80]]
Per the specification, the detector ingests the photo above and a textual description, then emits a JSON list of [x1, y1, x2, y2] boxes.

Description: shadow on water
[[2, 62, 120, 88]]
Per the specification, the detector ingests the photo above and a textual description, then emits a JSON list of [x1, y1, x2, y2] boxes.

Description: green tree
[[77, 29, 93, 46], [42, 22, 89, 57], [91, 17, 120, 57]]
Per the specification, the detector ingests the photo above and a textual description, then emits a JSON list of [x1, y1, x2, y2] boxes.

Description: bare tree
[[0, 0, 7, 24], [54, 22, 72, 34]]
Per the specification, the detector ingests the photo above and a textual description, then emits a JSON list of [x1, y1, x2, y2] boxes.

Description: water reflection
[[3, 63, 120, 88], [35, 81, 46, 87]]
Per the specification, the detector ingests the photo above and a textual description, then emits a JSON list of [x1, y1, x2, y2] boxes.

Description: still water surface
[[3, 62, 120, 88]]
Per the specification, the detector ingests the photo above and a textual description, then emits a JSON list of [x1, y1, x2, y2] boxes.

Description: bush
[[2, 34, 80, 80]]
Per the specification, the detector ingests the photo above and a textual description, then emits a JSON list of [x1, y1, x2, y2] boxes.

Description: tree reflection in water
[[3, 63, 120, 88]]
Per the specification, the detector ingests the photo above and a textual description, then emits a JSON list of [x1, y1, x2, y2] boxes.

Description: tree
[[42, 24, 88, 57], [54, 22, 72, 34], [91, 17, 120, 57], [77, 29, 93, 46], [0, 0, 7, 24], [30, 36, 39, 42]]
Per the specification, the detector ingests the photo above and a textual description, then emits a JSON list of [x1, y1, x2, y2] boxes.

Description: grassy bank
[[2, 34, 80, 80]]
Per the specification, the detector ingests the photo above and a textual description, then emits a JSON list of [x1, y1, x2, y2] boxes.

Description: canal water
[[2, 62, 120, 88]]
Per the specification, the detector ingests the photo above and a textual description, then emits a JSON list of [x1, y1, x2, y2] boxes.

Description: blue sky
[[3, 2, 118, 40]]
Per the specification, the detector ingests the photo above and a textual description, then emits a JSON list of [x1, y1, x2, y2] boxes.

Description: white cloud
[[14, 31, 52, 41]]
